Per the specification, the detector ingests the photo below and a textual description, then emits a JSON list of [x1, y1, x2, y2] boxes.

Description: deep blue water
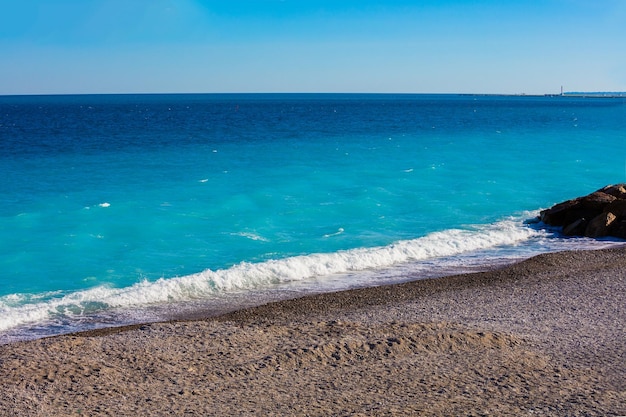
[[1, 93, 625, 342]]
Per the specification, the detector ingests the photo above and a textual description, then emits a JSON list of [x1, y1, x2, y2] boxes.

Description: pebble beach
[[1, 247, 625, 416]]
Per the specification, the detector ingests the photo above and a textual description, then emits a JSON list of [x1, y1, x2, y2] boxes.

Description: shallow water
[[1, 93, 625, 342]]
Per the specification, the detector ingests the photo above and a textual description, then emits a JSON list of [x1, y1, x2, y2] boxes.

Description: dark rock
[[540, 199, 581, 226], [562, 218, 588, 236], [609, 219, 626, 239], [541, 184, 626, 239], [580, 191, 617, 210], [598, 184, 626, 199], [584, 212, 617, 238], [604, 199, 626, 217], [562, 208, 603, 228]]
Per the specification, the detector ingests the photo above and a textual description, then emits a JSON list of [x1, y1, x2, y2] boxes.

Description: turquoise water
[[1, 93, 625, 341]]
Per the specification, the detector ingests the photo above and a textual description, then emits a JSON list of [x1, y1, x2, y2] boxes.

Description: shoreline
[[1, 247, 625, 415]]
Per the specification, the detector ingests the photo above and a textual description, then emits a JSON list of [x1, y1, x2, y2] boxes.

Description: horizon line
[[2, 91, 625, 98]]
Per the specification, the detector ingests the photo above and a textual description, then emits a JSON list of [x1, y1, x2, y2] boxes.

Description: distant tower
[[560, 86, 564, 96]]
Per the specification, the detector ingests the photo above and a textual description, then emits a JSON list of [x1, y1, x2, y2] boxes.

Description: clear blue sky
[[1, 0, 625, 95]]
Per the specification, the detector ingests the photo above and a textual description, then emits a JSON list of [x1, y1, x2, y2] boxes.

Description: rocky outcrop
[[539, 184, 626, 239]]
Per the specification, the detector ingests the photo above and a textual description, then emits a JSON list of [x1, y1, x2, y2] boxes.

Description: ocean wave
[[0, 215, 542, 334], [231, 232, 270, 242]]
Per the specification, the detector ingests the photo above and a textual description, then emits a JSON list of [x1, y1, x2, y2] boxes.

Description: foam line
[[0, 216, 540, 333]]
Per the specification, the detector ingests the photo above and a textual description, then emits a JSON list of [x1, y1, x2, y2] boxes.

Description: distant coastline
[[2, 91, 626, 98], [561, 91, 626, 98], [460, 91, 626, 98]]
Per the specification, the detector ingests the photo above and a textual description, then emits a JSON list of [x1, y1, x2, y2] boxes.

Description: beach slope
[[1, 248, 625, 416]]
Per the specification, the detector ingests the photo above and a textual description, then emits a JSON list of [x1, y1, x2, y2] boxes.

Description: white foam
[[323, 227, 345, 238], [0, 216, 542, 334], [232, 232, 269, 242]]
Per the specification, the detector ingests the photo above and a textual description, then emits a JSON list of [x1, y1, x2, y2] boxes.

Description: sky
[[0, 0, 625, 95]]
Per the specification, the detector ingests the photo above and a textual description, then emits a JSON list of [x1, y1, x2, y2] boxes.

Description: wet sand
[[1, 248, 625, 416]]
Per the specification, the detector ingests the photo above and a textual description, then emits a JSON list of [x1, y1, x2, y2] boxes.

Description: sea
[[1, 93, 625, 343]]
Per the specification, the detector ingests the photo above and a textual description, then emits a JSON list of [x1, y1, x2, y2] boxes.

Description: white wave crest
[[231, 232, 270, 242], [323, 227, 345, 238], [0, 218, 539, 333]]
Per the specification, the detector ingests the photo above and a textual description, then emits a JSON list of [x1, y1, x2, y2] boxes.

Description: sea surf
[[1, 93, 625, 342]]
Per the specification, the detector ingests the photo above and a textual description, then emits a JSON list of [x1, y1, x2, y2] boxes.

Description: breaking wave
[[0, 216, 542, 336]]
